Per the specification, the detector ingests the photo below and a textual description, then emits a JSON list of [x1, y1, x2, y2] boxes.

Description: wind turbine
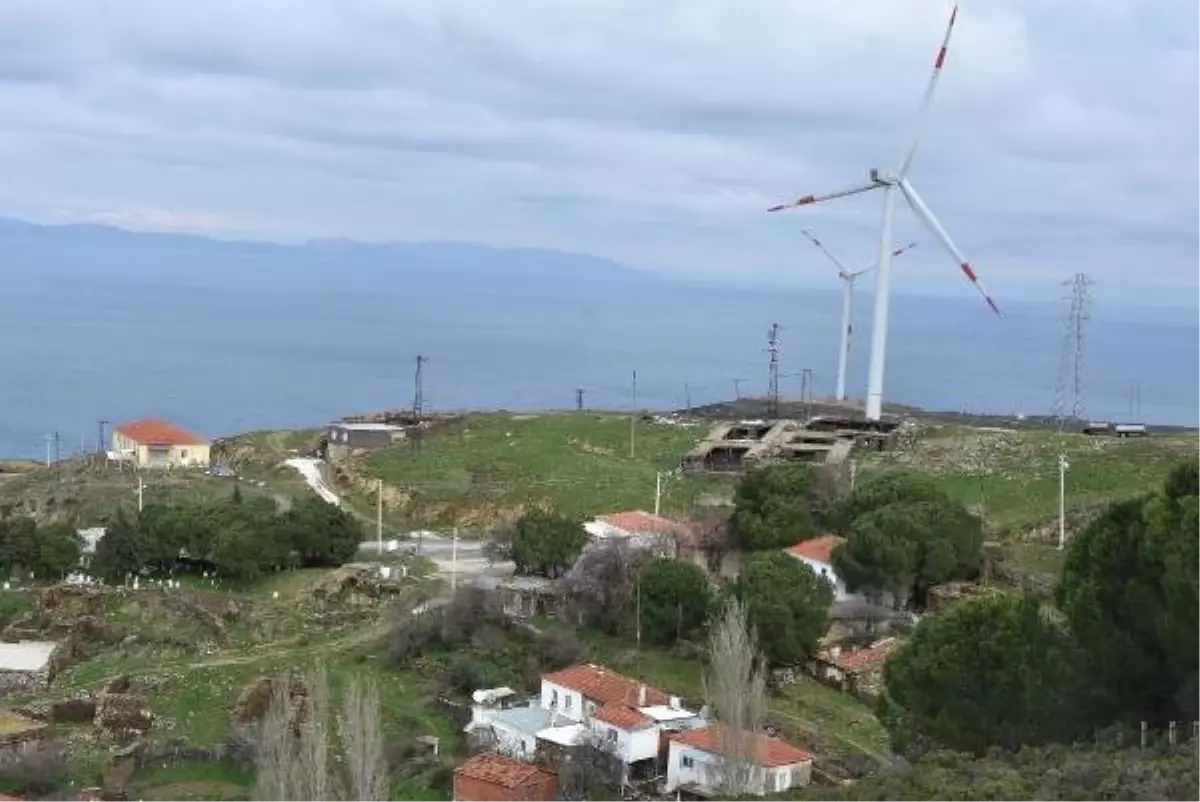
[[768, 5, 1000, 421], [799, 229, 916, 402]]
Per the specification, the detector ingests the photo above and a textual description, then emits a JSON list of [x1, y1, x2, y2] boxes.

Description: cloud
[[85, 206, 230, 233], [0, 0, 1194, 308]]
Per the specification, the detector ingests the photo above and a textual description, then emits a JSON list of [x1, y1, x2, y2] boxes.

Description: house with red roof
[[809, 637, 899, 699], [112, 418, 210, 469], [466, 663, 704, 785], [582, 510, 691, 557], [785, 534, 857, 602], [453, 752, 557, 801], [666, 723, 813, 796]]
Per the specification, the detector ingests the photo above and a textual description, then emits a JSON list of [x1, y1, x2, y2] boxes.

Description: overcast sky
[[0, 0, 1196, 309]]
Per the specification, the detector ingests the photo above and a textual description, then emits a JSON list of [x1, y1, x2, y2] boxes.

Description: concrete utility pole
[[137, 475, 145, 513], [450, 527, 459, 591], [575, 387, 585, 411], [97, 419, 109, 454], [767, 323, 781, 420], [1057, 454, 1070, 550], [684, 383, 692, 414], [376, 479, 384, 556], [629, 369, 638, 459], [44, 434, 52, 467], [654, 471, 664, 517]]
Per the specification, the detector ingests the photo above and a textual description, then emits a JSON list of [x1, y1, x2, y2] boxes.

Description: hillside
[[348, 412, 733, 530]]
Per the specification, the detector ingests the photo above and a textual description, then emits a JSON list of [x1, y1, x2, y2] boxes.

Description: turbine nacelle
[[868, 168, 897, 186]]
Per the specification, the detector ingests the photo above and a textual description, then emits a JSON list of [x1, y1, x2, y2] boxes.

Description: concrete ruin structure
[[681, 415, 898, 476]]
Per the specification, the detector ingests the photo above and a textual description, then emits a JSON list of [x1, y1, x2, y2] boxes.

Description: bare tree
[[561, 539, 654, 634], [298, 666, 334, 802], [704, 597, 768, 797], [254, 676, 299, 802], [557, 729, 623, 801], [339, 675, 388, 801]]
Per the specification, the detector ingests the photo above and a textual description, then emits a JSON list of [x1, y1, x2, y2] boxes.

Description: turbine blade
[[898, 178, 1001, 316], [897, 5, 959, 178], [767, 181, 879, 213], [799, 229, 853, 278], [853, 241, 917, 276]]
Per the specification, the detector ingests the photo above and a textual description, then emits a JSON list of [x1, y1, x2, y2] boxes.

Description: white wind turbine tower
[[799, 229, 916, 402], [768, 4, 1000, 421]]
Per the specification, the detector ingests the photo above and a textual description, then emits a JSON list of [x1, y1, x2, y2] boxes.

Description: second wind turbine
[[799, 229, 916, 402]]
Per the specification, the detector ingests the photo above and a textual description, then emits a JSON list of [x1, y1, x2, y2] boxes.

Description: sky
[[0, 0, 1196, 310]]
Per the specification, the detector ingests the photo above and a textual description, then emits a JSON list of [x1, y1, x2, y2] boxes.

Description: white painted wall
[[488, 719, 538, 761], [539, 680, 586, 722], [665, 742, 808, 796], [590, 718, 660, 765], [792, 554, 857, 601]]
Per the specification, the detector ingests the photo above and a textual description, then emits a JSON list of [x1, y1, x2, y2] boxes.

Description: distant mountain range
[[0, 216, 658, 290]]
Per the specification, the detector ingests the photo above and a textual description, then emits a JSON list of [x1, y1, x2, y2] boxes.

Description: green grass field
[[861, 424, 1194, 533], [359, 412, 733, 528]]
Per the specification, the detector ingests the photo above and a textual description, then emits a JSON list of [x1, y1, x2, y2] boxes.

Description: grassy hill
[[355, 412, 733, 529], [860, 424, 1195, 532]]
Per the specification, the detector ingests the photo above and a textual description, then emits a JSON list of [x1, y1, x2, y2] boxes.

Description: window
[[681, 754, 694, 769], [550, 690, 558, 707], [564, 694, 572, 710], [181, 449, 189, 459]]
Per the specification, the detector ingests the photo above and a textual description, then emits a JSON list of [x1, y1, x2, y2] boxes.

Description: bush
[[0, 740, 67, 797]]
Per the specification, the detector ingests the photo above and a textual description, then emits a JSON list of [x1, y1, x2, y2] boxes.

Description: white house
[[469, 663, 704, 784], [785, 534, 859, 602], [666, 724, 813, 797], [582, 511, 685, 557]]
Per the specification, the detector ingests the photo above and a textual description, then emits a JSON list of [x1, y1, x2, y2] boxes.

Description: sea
[[0, 232, 1196, 460]]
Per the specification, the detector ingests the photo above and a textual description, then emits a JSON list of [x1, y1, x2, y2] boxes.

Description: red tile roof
[[592, 702, 654, 731], [542, 663, 669, 707], [598, 510, 694, 540], [786, 534, 845, 566], [671, 724, 813, 768], [115, 418, 206, 446], [454, 752, 556, 789], [823, 638, 898, 673]]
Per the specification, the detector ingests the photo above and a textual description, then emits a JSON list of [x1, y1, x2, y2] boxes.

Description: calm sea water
[[0, 257, 1195, 459]]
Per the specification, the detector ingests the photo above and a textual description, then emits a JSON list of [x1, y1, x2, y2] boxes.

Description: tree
[[730, 463, 821, 551], [0, 516, 38, 577], [637, 558, 712, 645], [828, 469, 950, 531], [92, 508, 145, 582], [704, 598, 768, 797], [507, 509, 587, 578], [279, 498, 363, 568], [32, 522, 82, 580], [561, 538, 654, 635], [736, 552, 832, 666], [833, 490, 983, 610], [881, 595, 1088, 756], [339, 677, 387, 802]]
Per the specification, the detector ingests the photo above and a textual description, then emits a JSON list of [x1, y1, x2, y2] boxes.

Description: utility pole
[[97, 419, 109, 454], [849, 459, 858, 492], [412, 355, 427, 452], [629, 369, 638, 459], [732, 378, 745, 401], [44, 434, 52, 467], [1057, 454, 1070, 550], [451, 526, 459, 591], [1053, 273, 1094, 429], [767, 323, 781, 420], [137, 475, 145, 513], [376, 479, 384, 556], [800, 367, 815, 421], [1127, 380, 1141, 421], [684, 383, 692, 414], [575, 387, 585, 411], [412, 355, 427, 419], [654, 471, 663, 517]]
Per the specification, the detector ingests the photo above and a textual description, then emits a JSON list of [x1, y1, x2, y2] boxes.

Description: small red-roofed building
[[112, 418, 210, 469], [666, 723, 814, 796], [453, 752, 557, 801], [809, 637, 900, 699]]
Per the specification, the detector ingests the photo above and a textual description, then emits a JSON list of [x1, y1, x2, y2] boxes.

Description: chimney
[[638, 684, 647, 707]]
